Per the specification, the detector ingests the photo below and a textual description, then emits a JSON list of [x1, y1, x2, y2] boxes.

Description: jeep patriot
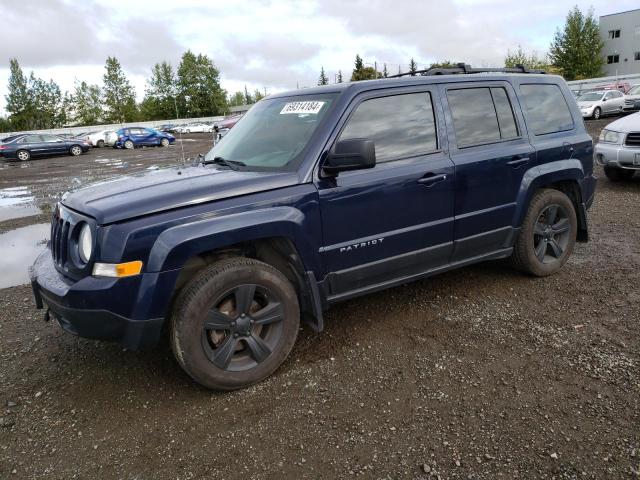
[[30, 65, 597, 390]]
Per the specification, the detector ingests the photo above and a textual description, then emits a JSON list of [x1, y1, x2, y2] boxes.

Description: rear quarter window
[[520, 84, 574, 135]]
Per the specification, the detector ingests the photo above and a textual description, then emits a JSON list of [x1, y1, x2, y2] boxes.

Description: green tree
[[244, 85, 253, 104], [5, 58, 30, 130], [0, 116, 10, 132], [505, 46, 551, 70], [103, 56, 138, 123], [408, 58, 418, 76], [253, 89, 265, 102], [228, 91, 245, 106], [141, 61, 177, 120], [71, 81, 102, 125], [318, 66, 329, 86], [549, 6, 604, 80], [351, 54, 379, 81], [337, 70, 343, 83], [177, 50, 227, 117]]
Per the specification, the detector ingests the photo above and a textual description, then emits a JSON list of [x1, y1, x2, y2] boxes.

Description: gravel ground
[[0, 122, 638, 479]]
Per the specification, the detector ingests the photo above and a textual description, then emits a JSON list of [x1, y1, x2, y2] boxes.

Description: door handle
[[506, 156, 530, 168], [418, 173, 447, 186]]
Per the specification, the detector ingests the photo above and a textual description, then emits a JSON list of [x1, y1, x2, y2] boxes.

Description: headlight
[[598, 129, 623, 144], [78, 223, 93, 263]]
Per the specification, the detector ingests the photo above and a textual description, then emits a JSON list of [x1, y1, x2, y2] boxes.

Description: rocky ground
[[0, 122, 638, 479]]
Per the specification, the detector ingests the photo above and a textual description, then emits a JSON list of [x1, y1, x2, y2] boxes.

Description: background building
[[600, 8, 640, 76]]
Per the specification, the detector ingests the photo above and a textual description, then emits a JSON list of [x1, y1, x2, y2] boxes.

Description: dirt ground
[[0, 122, 638, 479]]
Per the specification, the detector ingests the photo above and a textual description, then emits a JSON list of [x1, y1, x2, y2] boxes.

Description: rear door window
[[520, 84, 574, 135], [446, 87, 519, 148], [338, 92, 438, 163]]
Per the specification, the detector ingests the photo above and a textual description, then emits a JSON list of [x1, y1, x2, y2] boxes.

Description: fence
[[566, 72, 640, 91], [0, 115, 226, 138]]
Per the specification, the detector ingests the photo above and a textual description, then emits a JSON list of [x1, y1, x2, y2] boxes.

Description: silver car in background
[[578, 90, 625, 119], [623, 84, 640, 112], [595, 112, 640, 181]]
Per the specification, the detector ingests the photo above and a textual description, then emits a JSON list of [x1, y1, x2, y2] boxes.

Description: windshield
[[205, 93, 337, 170], [580, 92, 604, 102], [628, 85, 640, 95]]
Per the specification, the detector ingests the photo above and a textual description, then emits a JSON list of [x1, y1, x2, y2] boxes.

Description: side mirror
[[323, 138, 376, 176]]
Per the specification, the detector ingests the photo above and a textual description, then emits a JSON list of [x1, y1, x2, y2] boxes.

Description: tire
[[185, 129, 190, 134], [592, 107, 601, 120], [170, 257, 300, 390], [69, 145, 82, 156], [16, 149, 30, 161], [96, 140, 105, 148], [604, 165, 635, 181], [160, 138, 170, 147], [510, 189, 577, 277], [124, 140, 134, 149]]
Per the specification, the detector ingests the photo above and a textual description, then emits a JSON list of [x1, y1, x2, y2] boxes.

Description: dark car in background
[[0, 133, 90, 161], [114, 127, 175, 149], [157, 124, 177, 133]]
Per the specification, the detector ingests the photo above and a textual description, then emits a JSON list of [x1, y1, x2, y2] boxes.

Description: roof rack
[[387, 63, 546, 78]]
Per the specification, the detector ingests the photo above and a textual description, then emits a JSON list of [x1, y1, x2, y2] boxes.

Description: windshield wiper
[[202, 156, 246, 171]]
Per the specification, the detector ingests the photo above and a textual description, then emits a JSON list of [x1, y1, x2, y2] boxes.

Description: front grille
[[625, 132, 640, 147], [50, 213, 70, 266]]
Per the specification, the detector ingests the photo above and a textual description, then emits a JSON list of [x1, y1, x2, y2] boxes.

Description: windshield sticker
[[280, 101, 325, 115]]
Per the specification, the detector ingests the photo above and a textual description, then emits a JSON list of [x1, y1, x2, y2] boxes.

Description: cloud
[[0, 0, 183, 72]]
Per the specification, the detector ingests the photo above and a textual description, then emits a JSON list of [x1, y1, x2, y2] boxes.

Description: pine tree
[[337, 70, 343, 83], [72, 81, 103, 125], [244, 85, 253, 105], [5, 58, 30, 130], [103, 56, 138, 123], [318, 66, 329, 86], [549, 6, 604, 80], [351, 54, 378, 81], [254, 89, 265, 102], [177, 51, 227, 117], [409, 58, 418, 76]]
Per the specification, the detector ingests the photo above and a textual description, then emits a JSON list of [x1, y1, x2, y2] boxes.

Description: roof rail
[[387, 63, 546, 78]]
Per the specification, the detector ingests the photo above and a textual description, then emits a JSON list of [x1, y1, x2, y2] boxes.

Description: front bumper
[[594, 142, 640, 170], [30, 249, 164, 350], [581, 107, 595, 118]]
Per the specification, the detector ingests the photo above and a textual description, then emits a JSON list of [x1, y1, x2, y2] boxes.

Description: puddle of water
[[0, 186, 42, 222], [0, 223, 50, 288]]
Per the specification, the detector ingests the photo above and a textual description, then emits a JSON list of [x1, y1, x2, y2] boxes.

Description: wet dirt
[[0, 124, 638, 479]]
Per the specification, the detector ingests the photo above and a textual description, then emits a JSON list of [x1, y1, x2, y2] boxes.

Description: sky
[[0, 0, 636, 116]]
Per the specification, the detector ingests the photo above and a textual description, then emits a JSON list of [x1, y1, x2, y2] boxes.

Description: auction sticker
[[280, 101, 325, 115]]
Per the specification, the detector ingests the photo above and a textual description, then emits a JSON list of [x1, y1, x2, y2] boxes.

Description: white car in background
[[175, 122, 213, 133], [83, 130, 118, 147], [577, 90, 625, 119], [595, 112, 640, 181]]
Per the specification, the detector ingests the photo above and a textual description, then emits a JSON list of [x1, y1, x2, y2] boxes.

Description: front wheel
[[69, 145, 82, 156], [170, 258, 300, 390], [510, 189, 577, 277], [592, 107, 601, 120], [96, 140, 105, 148], [123, 140, 134, 149], [160, 138, 170, 147], [604, 166, 635, 181]]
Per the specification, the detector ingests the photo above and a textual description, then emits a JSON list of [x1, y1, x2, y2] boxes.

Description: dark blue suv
[[30, 66, 596, 390]]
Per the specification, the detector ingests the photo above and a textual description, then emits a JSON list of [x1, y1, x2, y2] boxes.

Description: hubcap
[[533, 204, 571, 264], [18, 151, 28, 160], [201, 284, 284, 371]]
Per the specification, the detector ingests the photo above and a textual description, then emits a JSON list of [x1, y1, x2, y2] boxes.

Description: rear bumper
[[30, 249, 164, 350], [595, 142, 640, 170]]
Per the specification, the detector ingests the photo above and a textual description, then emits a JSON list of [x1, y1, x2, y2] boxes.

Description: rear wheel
[[96, 140, 105, 148], [510, 189, 577, 277], [592, 107, 601, 120], [170, 257, 300, 390], [604, 166, 635, 181], [124, 140, 134, 149], [16, 149, 30, 161], [160, 138, 170, 147], [69, 145, 82, 156]]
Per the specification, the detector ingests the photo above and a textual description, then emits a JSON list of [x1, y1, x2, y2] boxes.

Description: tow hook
[[43, 308, 50, 323]]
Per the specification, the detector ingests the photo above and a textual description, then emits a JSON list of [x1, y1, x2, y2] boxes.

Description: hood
[[626, 94, 640, 100], [62, 164, 299, 224], [600, 111, 640, 133]]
